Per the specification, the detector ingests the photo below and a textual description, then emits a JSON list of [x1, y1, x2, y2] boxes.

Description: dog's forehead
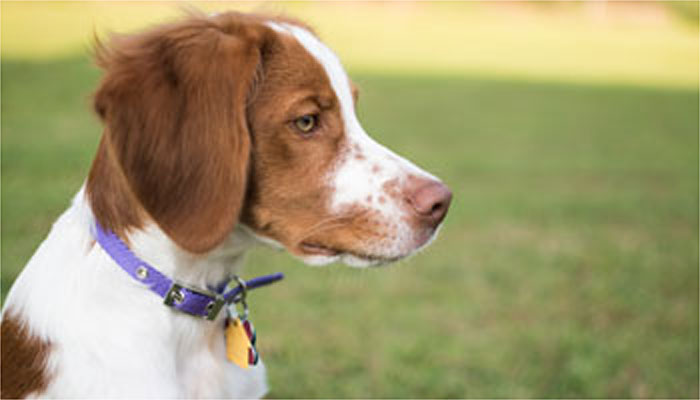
[[265, 22, 355, 115]]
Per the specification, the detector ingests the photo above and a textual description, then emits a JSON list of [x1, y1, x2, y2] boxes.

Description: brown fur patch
[[381, 177, 401, 198], [1, 311, 52, 398]]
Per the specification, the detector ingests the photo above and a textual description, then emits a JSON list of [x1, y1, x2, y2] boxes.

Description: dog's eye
[[294, 115, 317, 134]]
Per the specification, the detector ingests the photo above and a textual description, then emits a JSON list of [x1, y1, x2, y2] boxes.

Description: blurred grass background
[[1, 1, 698, 398]]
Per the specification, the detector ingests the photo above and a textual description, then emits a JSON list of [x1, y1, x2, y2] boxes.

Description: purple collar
[[94, 223, 284, 320]]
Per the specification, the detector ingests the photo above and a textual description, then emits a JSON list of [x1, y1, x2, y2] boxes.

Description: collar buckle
[[164, 282, 226, 320]]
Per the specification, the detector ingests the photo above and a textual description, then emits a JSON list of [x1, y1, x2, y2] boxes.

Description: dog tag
[[226, 317, 252, 369]]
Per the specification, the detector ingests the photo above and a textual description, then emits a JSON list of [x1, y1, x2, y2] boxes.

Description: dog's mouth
[[299, 241, 403, 266], [299, 242, 340, 256]]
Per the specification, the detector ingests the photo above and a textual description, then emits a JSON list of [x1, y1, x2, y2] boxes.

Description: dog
[[1, 11, 451, 398]]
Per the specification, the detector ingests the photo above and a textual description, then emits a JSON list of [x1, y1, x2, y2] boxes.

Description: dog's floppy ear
[[89, 15, 270, 253]]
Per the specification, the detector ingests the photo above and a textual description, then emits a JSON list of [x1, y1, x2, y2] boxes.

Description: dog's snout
[[406, 179, 452, 227]]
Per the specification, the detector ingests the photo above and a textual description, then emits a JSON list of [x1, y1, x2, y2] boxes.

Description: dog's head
[[88, 12, 451, 267]]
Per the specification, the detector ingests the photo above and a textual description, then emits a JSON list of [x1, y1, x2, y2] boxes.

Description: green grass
[[2, 55, 698, 398]]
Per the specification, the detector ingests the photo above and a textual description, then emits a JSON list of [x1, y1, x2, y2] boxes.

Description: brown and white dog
[[1, 12, 451, 398]]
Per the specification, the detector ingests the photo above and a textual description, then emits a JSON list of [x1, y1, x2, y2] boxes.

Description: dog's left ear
[[90, 16, 272, 253]]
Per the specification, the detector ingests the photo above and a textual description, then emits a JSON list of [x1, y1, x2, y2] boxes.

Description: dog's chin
[[296, 226, 443, 268], [295, 244, 402, 268], [241, 224, 443, 269]]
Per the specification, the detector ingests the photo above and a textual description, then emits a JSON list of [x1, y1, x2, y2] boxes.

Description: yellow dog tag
[[226, 317, 252, 369]]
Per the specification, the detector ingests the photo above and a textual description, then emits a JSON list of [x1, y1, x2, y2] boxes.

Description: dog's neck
[[115, 217, 258, 292], [2, 186, 269, 397]]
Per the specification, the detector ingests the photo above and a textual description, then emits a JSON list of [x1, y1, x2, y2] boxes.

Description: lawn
[[1, 2, 698, 398]]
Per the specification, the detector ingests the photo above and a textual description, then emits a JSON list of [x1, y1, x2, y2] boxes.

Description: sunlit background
[[2, 1, 698, 398]]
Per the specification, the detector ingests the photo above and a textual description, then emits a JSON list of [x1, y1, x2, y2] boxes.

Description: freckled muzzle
[[295, 177, 452, 266]]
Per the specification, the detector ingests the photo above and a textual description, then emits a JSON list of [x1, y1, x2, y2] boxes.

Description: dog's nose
[[406, 179, 452, 227]]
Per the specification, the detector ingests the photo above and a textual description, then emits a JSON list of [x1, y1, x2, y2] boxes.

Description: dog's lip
[[299, 242, 340, 256]]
